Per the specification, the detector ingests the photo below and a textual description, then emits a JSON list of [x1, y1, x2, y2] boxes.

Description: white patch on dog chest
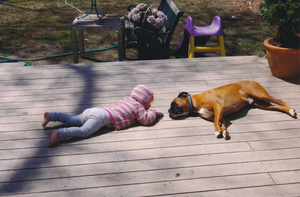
[[199, 108, 214, 118]]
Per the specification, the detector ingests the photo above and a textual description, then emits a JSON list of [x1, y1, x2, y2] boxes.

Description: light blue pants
[[50, 107, 111, 139]]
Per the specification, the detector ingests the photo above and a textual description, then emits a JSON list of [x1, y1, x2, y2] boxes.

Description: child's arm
[[136, 108, 158, 126]]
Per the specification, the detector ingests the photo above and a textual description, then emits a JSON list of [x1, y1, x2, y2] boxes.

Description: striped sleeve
[[136, 107, 157, 126]]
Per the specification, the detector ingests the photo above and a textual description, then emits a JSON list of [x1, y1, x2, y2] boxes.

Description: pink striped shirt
[[103, 97, 157, 130]]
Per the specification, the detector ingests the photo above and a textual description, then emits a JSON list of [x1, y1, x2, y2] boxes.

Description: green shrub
[[260, 0, 300, 33], [260, 0, 300, 48]]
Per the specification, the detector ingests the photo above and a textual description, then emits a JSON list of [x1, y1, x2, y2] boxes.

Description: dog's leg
[[213, 103, 226, 139], [246, 83, 297, 118], [221, 117, 230, 140], [251, 91, 297, 118], [199, 115, 221, 138], [253, 100, 297, 118], [200, 115, 222, 138]]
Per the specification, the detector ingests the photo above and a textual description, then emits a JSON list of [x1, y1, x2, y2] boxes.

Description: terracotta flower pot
[[264, 38, 300, 79]]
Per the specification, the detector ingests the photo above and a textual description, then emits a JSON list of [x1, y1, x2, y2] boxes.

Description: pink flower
[[136, 3, 147, 10], [128, 3, 168, 29], [147, 15, 157, 24], [132, 13, 141, 22], [154, 18, 165, 28], [131, 7, 140, 14], [157, 11, 164, 17], [128, 12, 133, 20], [152, 8, 158, 15], [128, 7, 141, 21]]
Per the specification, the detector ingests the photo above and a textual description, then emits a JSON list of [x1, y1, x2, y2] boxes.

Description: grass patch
[[0, 0, 277, 65]]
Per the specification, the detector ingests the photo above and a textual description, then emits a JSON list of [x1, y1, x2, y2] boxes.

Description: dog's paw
[[289, 109, 297, 118], [223, 131, 231, 140], [215, 131, 223, 139]]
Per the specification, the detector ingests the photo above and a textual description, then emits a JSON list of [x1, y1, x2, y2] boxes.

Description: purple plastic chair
[[178, 16, 226, 57]]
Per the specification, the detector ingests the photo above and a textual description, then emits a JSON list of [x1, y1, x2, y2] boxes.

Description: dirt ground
[[0, 0, 273, 66]]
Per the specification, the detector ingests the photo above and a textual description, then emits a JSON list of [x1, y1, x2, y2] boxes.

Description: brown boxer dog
[[168, 81, 297, 140]]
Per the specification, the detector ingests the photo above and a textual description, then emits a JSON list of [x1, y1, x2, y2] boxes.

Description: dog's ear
[[178, 92, 189, 98]]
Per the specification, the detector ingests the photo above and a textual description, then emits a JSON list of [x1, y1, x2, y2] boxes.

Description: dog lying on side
[[168, 81, 297, 140]]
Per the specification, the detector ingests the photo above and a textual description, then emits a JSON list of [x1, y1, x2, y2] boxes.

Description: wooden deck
[[0, 56, 300, 196]]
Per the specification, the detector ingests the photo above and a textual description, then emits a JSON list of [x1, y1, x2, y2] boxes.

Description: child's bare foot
[[48, 129, 59, 147], [42, 112, 50, 130]]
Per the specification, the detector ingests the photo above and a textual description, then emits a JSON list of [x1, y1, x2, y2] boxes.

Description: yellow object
[[188, 35, 226, 58]]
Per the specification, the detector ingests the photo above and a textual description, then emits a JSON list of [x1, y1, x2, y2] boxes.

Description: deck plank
[[0, 56, 299, 196]]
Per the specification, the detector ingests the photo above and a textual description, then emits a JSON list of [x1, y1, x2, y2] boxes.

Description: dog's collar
[[187, 94, 193, 113]]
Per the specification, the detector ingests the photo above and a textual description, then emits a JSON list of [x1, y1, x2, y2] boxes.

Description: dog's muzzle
[[168, 106, 183, 118]]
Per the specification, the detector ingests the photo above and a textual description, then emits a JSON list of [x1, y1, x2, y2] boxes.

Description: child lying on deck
[[42, 85, 163, 147]]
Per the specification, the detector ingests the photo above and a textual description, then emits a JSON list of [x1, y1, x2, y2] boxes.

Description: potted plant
[[260, 0, 300, 79]]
